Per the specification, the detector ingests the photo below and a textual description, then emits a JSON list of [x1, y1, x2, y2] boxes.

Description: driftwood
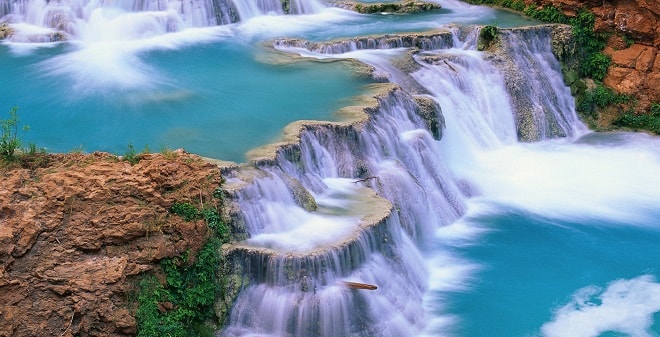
[[443, 60, 457, 72], [353, 176, 378, 184], [343, 281, 378, 290]]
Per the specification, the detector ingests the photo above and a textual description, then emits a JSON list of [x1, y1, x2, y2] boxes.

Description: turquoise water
[[4, 2, 659, 337], [0, 1, 539, 163], [239, 6, 540, 42], [425, 131, 660, 337], [0, 41, 371, 162], [432, 208, 660, 337]]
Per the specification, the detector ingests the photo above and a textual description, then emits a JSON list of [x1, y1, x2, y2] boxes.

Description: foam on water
[[460, 134, 660, 224], [541, 275, 660, 337], [38, 24, 228, 91], [245, 178, 365, 252]]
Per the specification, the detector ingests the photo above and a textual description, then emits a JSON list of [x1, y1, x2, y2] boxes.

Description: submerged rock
[[285, 175, 319, 212], [414, 96, 445, 140]]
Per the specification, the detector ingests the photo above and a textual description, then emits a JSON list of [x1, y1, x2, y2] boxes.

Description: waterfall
[[485, 26, 587, 141], [221, 87, 465, 337], [221, 25, 586, 336], [228, 0, 323, 20], [0, 0, 324, 42]]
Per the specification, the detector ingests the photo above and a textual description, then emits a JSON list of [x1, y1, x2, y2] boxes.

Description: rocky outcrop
[[274, 31, 454, 54], [0, 23, 12, 40], [331, 1, 441, 14], [0, 150, 222, 337], [523, 0, 659, 111]]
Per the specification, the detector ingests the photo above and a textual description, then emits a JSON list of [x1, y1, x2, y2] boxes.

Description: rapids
[[2, 0, 659, 336]]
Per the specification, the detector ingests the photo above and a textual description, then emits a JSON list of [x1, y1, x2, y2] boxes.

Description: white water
[[542, 275, 660, 337], [0, 0, 324, 42], [4, 0, 659, 336], [221, 22, 660, 337]]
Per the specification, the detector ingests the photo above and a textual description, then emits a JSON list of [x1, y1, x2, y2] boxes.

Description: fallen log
[[353, 176, 378, 184], [343, 281, 378, 290]]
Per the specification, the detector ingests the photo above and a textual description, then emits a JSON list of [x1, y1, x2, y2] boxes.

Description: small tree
[[0, 106, 26, 160]]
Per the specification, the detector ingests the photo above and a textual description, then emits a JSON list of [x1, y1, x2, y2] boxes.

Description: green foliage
[[1, 106, 26, 161], [614, 103, 660, 134], [136, 238, 221, 337], [622, 34, 634, 48], [576, 84, 630, 118], [170, 202, 230, 243], [478, 25, 498, 51], [202, 207, 230, 244], [123, 143, 141, 165], [26, 142, 46, 155], [138, 199, 230, 337], [524, 5, 566, 23], [580, 52, 610, 81], [170, 202, 201, 221], [568, 10, 610, 79], [510, 0, 525, 11]]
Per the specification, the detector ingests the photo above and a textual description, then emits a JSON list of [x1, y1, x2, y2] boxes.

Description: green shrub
[[511, 0, 525, 11], [478, 25, 498, 51], [170, 202, 201, 221], [136, 238, 220, 337], [138, 200, 230, 337], [580, 52, 611, 81], [576, 83, 630, 118], [614, 103, 660, 134], [524, 5, 565, 23], [1, 106, 27, 161]]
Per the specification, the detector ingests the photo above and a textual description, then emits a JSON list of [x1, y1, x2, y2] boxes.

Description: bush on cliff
[[576, 83, 630, 118], [614, 103, 660, 135], [136, 201, 230, 337], [1, 106, 24, 161]]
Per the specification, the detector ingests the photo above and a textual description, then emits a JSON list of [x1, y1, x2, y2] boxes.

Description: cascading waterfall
[[2, 0, 658, 332], [492, 26, 587, 141], [230, 0, 323, 19], [0, 0, 324, 42], [221, 25, 587, 336], [0, 0, 223, 41], [221, 87, 465, 337]]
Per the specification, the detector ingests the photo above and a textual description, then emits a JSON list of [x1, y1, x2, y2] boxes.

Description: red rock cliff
[[0, 150, 221, 337], [525, 0, 659, 110]]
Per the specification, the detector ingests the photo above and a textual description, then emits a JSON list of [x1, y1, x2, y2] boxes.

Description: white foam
[[36, 24, 227, 92], [233, 7, 357, 41], [541, 275, 660, 337], [460, 135, 660, 224], [245, 178, 371, 252]]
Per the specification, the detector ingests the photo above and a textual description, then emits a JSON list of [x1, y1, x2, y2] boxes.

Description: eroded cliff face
[[525, 0, 659, 110], [0, 150, 221, 337]]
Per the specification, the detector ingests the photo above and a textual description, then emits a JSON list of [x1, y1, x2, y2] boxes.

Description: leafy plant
[[478, 25, 498, 51], [614, 103, 660, 134], [170, 202, 201, 221], [137, 200, 230, 337], [576, 83, 630, 117], [580, 52, 610, 81], [524, 5, 565, 23], [124, 143, 140, 165], [1, 106, 27, 161]]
